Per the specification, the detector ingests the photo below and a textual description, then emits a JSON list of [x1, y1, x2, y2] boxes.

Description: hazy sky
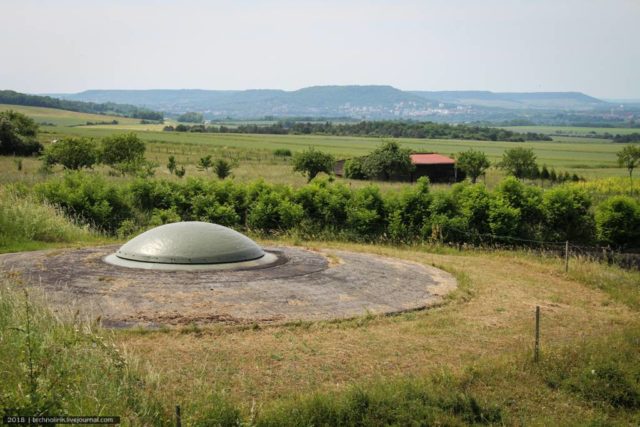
[[1, 0, 639, 98]]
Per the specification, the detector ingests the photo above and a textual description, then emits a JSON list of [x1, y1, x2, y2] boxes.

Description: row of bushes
[[32, 173, 640, 248]]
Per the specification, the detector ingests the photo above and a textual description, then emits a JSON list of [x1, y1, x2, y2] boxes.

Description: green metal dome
[[115, 221, 265, 264]]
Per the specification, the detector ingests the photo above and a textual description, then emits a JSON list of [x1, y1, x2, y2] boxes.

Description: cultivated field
[[1, 104, 633, 185], [0, 104, 141, 127], [503, 125, 639, 136]]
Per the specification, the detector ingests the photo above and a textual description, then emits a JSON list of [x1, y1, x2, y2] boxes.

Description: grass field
[[3, 238, 639, 424], [40, 126, 632, 180], [0, 104, 141, 127], [1, 104, 634, 182], [503, 125, 639, 136]]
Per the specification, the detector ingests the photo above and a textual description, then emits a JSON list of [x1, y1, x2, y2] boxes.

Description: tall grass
[[0, 275, 639, 424], [255, 376, 502, 426], [538, 325, 640, 410], [0, 278, 169, 424], [0, 186, 93, 249], [567, 255, 640, 310]]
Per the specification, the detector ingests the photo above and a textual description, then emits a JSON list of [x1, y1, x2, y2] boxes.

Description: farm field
[[503, 125, 639, 136], [0, 104, 140, 127], [1, 104, 633, 183], [44, 126, 631, 181]]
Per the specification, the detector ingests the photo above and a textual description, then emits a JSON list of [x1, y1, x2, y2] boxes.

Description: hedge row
[[34, 172, 640, 248]]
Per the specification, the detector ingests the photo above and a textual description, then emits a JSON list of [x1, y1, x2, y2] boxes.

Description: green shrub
[[595, 196, 640, 248], [361, 140, 414, 181], [213, 159, 233, 179], [542, 186, 594, 242], [343, 157, 368, 180], [42, 137, 98, 170], [26, 173, 640, 247], [453, 183, 493, 238], [386, 177, 431, 242], [294, 178, 351, 232], [293, 147, 335, 182], [424, 191, 467, 242], [35, 172, 133, 233], [100, 133, 146, 175], [494, 177, 543, 239], [488, 197, 521, 238], [130, 178, 184, 212], [247, 189, 303, 232], [273, 148, 292, 157], [346, 186, 386, 238], [149, 207, 182, 226], [0, 110, 43, 156]]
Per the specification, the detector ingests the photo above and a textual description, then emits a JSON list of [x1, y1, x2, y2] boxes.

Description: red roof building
[[334, 152, 464, 183], [410, 153, 463, 183], [410, 153, 456, 165]]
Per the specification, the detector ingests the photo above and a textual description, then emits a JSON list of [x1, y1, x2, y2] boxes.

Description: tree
[[175, 165, 186, 178], [498, 147, 538, 180], [361, 141, 414, 181], [197, 155, 213, 171], [213, 159, 233, 179], [595, 196, 640, 247], [100, 133, 146, 175], [456, 149, 490, 183], [540, 165, 550, 181], [617, 145, 640, 193], [0, 110, 43, 155], [42, 137, 98, 170], [176, 112, 204, 123], [293, 147, 335, 182], [344, 157, 368, 180], [167, 155, 177, 174]]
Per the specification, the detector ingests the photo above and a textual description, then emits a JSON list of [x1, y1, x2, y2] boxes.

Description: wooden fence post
[[564, 241, 569, 273], [534, 306, 541, 363], [176, 405, 181, 427]]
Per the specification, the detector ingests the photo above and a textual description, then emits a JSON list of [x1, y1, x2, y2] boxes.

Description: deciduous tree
[[456, 149, 490, 183], [293, 147, 335, 182]]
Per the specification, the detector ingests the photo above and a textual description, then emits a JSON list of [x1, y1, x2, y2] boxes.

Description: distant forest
[[0, 90, 164, 121], [164, 120, 553, 142]]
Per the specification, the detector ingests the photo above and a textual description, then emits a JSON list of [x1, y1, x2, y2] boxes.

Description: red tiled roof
[[410, 153, 455, 165]]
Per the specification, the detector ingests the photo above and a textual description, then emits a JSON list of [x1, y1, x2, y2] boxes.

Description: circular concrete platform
[[0, 245, 456, 328]]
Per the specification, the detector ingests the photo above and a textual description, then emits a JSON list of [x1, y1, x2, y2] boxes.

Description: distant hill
[[50, 86, 612, 121], [0, 90, 164, 121], [53, 86, 442, 119], [410, 90, 608, 110]]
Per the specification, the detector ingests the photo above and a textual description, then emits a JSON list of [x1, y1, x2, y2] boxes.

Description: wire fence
[[438, 225, 640, 271]]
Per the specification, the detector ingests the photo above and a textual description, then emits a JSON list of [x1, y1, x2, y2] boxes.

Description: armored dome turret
[[105, 222, 276, 270]]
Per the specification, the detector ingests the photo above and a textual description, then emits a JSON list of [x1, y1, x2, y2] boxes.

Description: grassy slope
[[0, 104, 140, 127], [115, 240, 639, 424], [2, 236, 638, 424]]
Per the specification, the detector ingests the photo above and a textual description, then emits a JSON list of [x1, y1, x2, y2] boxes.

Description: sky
[[1, 0, 639, 99]]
